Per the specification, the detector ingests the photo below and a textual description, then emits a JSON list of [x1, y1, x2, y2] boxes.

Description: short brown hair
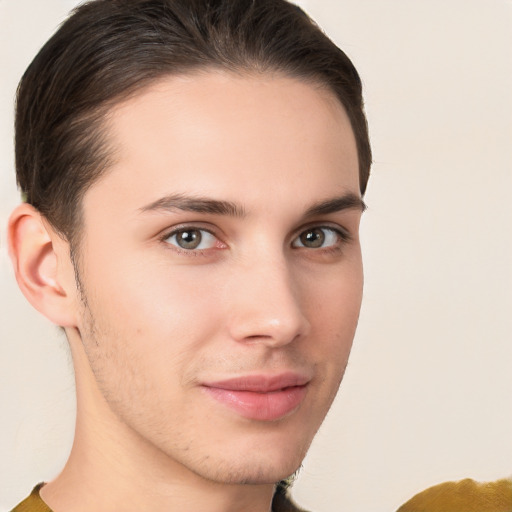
[[15, 0, 371, 247]]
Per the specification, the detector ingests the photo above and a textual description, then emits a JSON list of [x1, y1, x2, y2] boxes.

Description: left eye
[[292, 227, 342, 249], [164, 228, 218, 250]]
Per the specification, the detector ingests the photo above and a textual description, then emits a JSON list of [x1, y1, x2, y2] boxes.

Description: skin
[[9, 71, 364, 512]]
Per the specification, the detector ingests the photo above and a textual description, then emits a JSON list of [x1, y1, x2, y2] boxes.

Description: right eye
[[164, 228, 219, 251]]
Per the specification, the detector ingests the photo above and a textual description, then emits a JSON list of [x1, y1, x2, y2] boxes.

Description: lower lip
[[202, 385, 308, 421]]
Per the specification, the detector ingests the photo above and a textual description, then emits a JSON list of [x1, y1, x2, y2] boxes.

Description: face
[[71, 71, 364, 485]]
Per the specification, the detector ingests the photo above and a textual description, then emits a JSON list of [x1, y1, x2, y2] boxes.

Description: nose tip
[[227, 265, 310, 348], [233, 313, 309, 347]]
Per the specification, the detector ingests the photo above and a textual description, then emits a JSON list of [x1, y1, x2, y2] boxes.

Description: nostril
[[238, 330, 303, 348], [242, 333, 279, 344]]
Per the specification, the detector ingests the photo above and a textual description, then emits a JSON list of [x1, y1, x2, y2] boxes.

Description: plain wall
[[1, 1, 511, 511]]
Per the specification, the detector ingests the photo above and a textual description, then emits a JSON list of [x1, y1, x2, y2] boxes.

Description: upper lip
[[202, 372, 311, 393]]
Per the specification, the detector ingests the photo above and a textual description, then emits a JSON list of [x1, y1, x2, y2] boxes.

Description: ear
[[8, 203, 78, 327]]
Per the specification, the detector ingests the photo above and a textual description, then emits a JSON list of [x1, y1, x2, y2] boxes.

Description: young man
[[7, 1, 371, 510]]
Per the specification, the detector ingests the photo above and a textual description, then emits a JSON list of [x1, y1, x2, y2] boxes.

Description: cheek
[[87, 251, 221, 334], [79, 257, 230, 397], [304, 261, 363, 374], [308, 259, 363, 330]]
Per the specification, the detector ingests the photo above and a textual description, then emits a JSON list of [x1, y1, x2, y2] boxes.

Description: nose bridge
[[226, 246, 310, 346]]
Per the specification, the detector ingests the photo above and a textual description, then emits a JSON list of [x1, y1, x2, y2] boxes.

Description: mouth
[[201, 373, 311, 422]]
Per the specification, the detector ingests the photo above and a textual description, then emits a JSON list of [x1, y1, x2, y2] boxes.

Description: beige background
[[1, 1, 511, 511]]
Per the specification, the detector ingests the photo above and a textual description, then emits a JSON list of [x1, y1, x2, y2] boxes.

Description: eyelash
[[160, 224, 351, 255], [292, 225, 351, 251], [160, 225, 224, 256]]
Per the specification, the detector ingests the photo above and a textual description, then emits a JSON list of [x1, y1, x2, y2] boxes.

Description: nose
[[225, 252, 311, 348]]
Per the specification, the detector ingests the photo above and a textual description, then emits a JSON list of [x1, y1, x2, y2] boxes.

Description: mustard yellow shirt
[[10, 484, 51, 512], [397, 478, 512, 512], [10, 482, 306, 512], [12, 478, 512, 512]]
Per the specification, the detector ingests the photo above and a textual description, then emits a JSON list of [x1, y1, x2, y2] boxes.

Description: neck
[[41, 332, 275, 512]]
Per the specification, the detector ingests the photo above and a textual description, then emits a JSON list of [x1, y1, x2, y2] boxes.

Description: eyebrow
[[139, 192, 366, 218], [304, 193, 367, 217], [139, 194, 247, 217]]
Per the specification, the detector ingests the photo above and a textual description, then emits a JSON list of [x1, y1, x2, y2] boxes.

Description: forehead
[[85, 71, 359, 216]]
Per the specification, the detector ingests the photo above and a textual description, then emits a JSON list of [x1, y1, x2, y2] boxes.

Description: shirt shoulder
[[397, 477, 512, 512], [10, 484, 52, 512]]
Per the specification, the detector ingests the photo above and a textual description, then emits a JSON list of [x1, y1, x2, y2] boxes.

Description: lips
[[201, 373, 310, 421]]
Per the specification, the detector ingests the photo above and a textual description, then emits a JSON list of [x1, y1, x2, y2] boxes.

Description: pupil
[[177, 230, 201, 249], [301, 229, 324, 248]]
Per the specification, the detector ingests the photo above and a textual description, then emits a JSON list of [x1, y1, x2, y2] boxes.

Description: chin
[[205, 460, 301, 486], [190, 434, 311, 486]]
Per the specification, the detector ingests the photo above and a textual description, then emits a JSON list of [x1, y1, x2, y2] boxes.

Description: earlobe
[[8, 203, 77, 327]]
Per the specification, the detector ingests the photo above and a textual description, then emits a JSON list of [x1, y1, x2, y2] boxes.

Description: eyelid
[[293, 222, 351, 241], [159, 223, 227, 252], [290, 223, 352, 253], [159, 222, 221, 240]]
